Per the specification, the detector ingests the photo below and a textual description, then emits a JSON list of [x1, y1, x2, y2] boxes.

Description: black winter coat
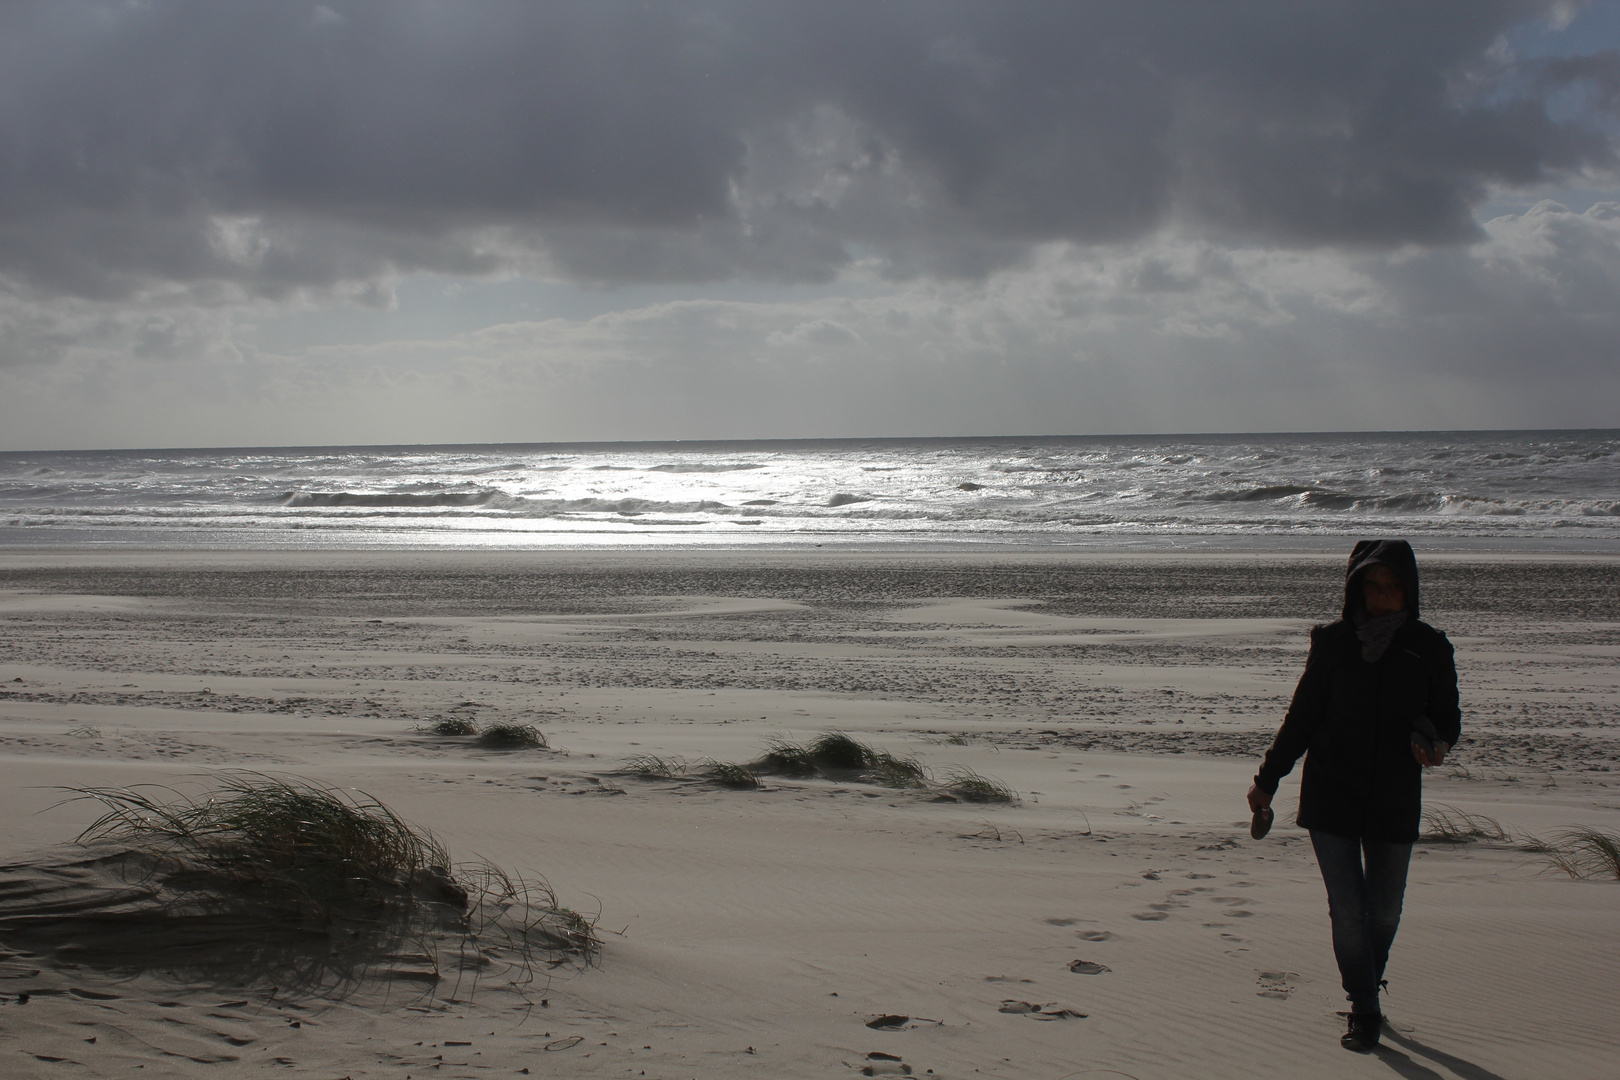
[[1254, 540, 1462, 843]]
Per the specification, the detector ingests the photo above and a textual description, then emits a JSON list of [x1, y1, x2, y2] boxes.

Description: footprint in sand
[[1076, 930, 1114, 941], [1068, 959, 1110, 974], [861, 1051, 914, 1076], [1131, 910, 1169, 921], [1212, 896, 1257, 917], [1256, 971, 1299, 999], [999, 1001, 1088, 1020]]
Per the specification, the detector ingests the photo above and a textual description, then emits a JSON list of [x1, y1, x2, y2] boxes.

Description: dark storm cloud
[[0, 0, 1615, 299]]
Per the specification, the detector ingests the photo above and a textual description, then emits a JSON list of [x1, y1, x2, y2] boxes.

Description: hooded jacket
[[1254, 540, 1461, 843]]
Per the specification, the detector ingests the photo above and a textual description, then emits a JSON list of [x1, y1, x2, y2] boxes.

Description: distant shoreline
[[4, 426, 1618, 458], [5, 541, 1620, 566]]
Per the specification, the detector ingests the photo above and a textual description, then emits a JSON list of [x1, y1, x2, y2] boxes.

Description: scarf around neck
[[1354, 609, 1407, 662]]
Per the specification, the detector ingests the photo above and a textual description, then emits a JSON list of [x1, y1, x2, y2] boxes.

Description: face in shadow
[[1361, 564, 1406, 618]]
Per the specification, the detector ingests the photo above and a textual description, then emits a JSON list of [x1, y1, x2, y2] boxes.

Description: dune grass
[[799, 731, 927, 786], [1420, 804, 1512, 844], [749, 731, 1012, 801], [1544, 827, 1620, 880], [1416, 807, 1619, 879], [700, 760, 762, 789], [758, 738, 819, 777], [937, 766, 1018, 804], [756, 731, 923, 786], [806, 731, 872, 771], [476, 722, 548, 749], [69, 772, 453, 919], [454, 860, 600, 962], [959, 819, 1024, 843], [863, 751, 930, 789], [53, 773, 597, 993], [419, 716, 479, 736], [622, 754, 688, 779]]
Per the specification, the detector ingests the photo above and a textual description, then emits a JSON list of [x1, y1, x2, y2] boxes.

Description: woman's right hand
[[1412, 740, 1450, 768], [1246, 783, 1271, 813]]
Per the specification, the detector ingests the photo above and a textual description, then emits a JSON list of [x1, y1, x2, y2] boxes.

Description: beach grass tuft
[[419, 716, 479, 736], [757, 732, 923, 785], [700, 760, 762, 789], [455, 859, 600, 961], [1420, 803, 1511, 844], [68, 772, 451, 919], [1544, 826, 1620, 880], [863, 751, 930, 789], [758, 738, 819, 777], [49, 773, 597, 992], [476, 722, 547, 749], [750, 732, 1013, 802], [623, 754, 688, 779], [936, 766, 1018, 804], [807, 731, 874, 771]]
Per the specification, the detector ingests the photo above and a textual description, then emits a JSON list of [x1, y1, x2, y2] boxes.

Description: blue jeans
[[1310, 830, 1413, 1015]]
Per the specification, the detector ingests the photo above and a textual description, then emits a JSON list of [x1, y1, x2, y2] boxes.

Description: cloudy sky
[[2, 0, 1618, 450]]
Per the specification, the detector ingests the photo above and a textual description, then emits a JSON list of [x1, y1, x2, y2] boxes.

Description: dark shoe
[[1340, 1011, 1383, 1052], [1250, 807, 1274, 839]]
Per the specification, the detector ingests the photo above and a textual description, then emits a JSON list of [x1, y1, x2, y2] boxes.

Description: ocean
[[1, 431, 1615, 552]]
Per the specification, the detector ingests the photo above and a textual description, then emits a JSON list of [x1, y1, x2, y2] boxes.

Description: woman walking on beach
[[1247, 539, 1460, 1052]]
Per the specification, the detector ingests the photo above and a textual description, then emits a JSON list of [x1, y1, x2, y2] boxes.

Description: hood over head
[[1343, 539, 1420, 621]]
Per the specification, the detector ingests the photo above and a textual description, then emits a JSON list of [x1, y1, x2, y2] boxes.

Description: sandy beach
[[0, 549, 1616, 1079]]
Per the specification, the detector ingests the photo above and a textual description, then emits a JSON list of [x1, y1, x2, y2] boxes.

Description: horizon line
[[2, 426, 1616, 457]]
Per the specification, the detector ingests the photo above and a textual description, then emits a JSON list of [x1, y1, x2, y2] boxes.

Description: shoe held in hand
[[1250, 806, 1274, 840]]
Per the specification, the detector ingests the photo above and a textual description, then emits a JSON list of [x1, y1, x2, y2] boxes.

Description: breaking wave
[[645, 462, 765, 473], [550, 498, 731, 515], [278, 490, 738, 516], [1204, 484, 1315, 502], [281, 490, 498, 507]]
